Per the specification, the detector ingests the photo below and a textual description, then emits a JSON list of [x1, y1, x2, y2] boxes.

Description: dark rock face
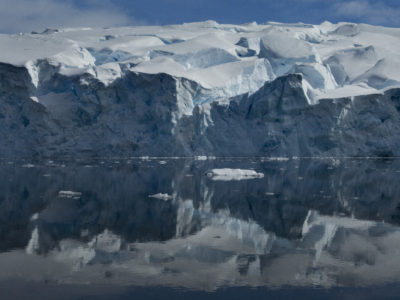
[[1, 63, 400, 158]]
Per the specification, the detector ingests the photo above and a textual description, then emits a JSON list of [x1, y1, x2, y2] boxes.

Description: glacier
[[1, 21, 400, 157]]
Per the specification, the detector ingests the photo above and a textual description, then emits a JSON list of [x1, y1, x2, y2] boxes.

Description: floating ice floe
[[206, 168, 264, 181], [194, 156, 208, 160], [148, 193, 173, 201], [22, 164, 35, 168], [58, 191, 82, 199]]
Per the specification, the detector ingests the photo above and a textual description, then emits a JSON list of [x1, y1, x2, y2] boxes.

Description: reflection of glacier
[[175, 198, 274, 255], [18, 208, 400, 289], [2, 158, 400, 289]]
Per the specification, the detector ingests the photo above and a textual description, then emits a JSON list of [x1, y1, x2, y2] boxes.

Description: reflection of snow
[[26, 226, 39, 255], [175, 198, 273, 255], [88, 229, 121, 253], [30, 213, 39, 221], [13, 207, 400, 290], [54, 229, 121, 269], [56, 241, 95, 270], [22, 164, 35, 168]]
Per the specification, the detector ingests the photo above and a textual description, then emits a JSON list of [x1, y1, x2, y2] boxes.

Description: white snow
[[206, 168, 264, 181], [1, 21, 400, 103]]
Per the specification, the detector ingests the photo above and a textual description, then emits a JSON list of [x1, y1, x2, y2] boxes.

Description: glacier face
[[1, 21, 400, 157]]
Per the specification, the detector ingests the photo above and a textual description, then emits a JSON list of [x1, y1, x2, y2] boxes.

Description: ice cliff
[[1, 21, 400, 157]]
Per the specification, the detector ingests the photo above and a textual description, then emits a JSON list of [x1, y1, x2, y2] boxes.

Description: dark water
[[1, 157, 400, 299]]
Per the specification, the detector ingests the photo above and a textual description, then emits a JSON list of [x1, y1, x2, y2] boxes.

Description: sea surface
[[1, 157, 400, 299]]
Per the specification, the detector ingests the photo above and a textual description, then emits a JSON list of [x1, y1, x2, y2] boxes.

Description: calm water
[[1, 158, 400, 299]]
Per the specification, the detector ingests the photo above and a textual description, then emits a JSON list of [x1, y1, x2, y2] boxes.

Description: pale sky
[[1, 0, 400, 33]]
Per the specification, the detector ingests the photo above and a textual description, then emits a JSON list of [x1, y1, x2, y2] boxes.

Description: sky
[[0, 0, 400, 33]]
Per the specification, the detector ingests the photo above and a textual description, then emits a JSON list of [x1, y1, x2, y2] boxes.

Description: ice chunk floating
[[148, 193, 173, 201], [206, 168, 264, 181], [58, 191, 82, 198]]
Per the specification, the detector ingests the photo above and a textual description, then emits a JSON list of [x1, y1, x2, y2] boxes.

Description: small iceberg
[[206, 168, 264, 181], [22, 164, 35, 168], [194, 156, 207, 161], [58, 190, 82, 199], [148, 193, 173, 201]]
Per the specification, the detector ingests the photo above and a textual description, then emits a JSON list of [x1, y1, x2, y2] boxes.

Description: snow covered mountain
[[1, 21, 400, 157]]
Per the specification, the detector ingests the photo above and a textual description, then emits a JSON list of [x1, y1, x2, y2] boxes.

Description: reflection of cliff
[[0, 158, 400, 288], [1, 158, 400, 253], [0, 161, 178, 253], [181, 158, 400, 239], [12, 207, 400, 289]]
